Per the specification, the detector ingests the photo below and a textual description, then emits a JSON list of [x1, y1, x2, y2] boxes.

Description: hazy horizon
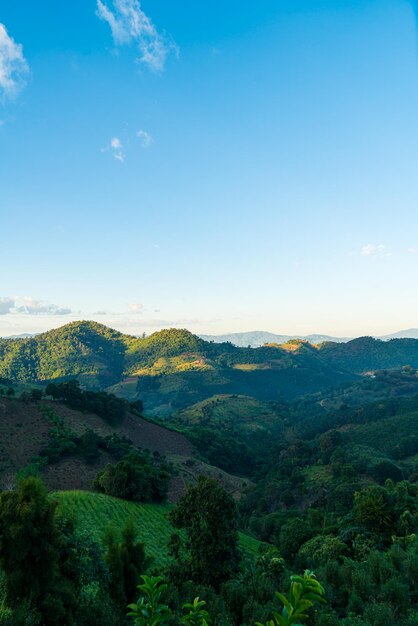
[[2, 317, 418, 340]]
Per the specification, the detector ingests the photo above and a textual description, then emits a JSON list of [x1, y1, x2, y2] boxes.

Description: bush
[[94, 452, 169, 503]]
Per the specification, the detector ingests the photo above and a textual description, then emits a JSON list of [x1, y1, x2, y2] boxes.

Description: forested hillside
[[5, 322, 418, 415]]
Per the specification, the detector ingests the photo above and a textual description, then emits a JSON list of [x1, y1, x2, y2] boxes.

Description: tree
[[279, 518, 312, 562], [169, 476, 241, 588], [104, 517, 151, 607], [0, 477, 76, 625], [94, 451, 169, 503], [353, 486, 395, 536]]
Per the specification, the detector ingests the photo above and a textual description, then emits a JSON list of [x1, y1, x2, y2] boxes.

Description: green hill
[[0, 321, 131, 387], [318, 336, 418, 372], [6, 322, 418, 416], [0, 321, 355, 411], [54, 490, 261, 568], [172, 394, 281, 433]]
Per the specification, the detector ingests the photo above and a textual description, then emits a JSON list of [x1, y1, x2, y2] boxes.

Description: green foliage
[[0, 321, 127, 384], [94, 451, 170, 502], [170, 394, 284, 476], [169, 477, 241, 588], [180, 597, 211, 626], [53, 490, 261, 569], [353, 486, 396, 536], [0, 478, 76, 625], [46, 379, 129, 425], [298, 535, 347, 567], [103, 518, 151, 606], [279, 519, 312, 562], [256, 570, 326, 626], [127, 576, 173, 626], [54, 491, 174, 568]]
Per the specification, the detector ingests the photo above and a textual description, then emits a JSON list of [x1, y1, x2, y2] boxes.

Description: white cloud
[[137, 129, 152, 147], [0, 23, 29, 99], [360, 244, 391, 258], [128, 302, 144, 314], [0, 297, 15, 315], [111, 137, 122, 149], [102, 136, 125, 161], [0, 296, 72, 316], [96, 0, 176, 72]]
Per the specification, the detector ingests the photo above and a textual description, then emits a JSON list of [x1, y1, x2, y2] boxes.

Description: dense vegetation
[[2, 324, 418, 623], [4, 321, 418, 416]]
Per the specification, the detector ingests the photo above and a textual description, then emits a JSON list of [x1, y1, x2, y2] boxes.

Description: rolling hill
[[0, 322, 356, 412], [4, 322, 418, 418], [171, 394, 282, 434]]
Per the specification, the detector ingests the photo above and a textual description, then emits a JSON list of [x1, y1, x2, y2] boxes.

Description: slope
[[54, 491, 261, 568], [0, 397, 249, 502]]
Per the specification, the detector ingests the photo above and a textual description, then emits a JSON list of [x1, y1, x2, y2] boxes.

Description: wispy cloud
[[137, 129, 152, 147], [102, 130, 153, 161], [0, 296, 72, 316], [0, 23, 29, 99], [96, 0, 177, 72], [128, 302, 144, 314], [360, 244, 391, 258], [102, 136, 125, 161]]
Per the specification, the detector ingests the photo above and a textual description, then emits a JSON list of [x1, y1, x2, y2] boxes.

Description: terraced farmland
[[54, 491, 261, 568]]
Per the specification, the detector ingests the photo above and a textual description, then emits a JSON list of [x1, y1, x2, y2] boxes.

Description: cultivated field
[[54, 490, 261, 568]]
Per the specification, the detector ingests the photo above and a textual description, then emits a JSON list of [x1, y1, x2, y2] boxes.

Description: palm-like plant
[[127, 575, 172, 626], [180, 597, 211, 626], [257, 570, 326, 626]]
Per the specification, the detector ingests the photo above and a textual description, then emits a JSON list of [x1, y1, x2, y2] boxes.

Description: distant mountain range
[[200, 329, 418, 347], [4, 328, 418, 344]]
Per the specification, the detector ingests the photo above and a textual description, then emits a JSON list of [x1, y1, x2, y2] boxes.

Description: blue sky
[[1, 0, 418, 337]]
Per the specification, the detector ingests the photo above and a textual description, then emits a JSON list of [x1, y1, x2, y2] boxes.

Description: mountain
[[4, 333, 37, 339], [379, 328, 418, 340], [0, 322, 355, 413], [200, 330, 351, 347], [201, 328, 418, 347], [4, 322, 418, 416]]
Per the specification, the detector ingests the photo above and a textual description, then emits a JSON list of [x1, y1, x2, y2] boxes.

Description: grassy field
[[53, 491, 261, 568]]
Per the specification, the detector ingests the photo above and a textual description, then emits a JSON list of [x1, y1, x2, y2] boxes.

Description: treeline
[[46, 379, 130, 426]]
